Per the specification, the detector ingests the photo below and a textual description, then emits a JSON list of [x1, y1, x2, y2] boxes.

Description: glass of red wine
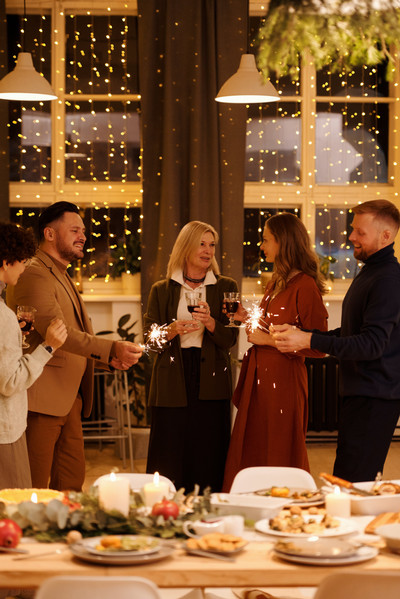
[[16, 305, 37, 349], [224, 292, 241, 327], [185, 291, 202, 318]]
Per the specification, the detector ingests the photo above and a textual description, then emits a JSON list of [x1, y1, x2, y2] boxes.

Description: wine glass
[[185, 291, 202, 318], [224, 292, 241, 327], [16, 305, 37, 349]]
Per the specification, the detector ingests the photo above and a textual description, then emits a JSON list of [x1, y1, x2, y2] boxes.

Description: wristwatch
[[42, 344, 54, 354]]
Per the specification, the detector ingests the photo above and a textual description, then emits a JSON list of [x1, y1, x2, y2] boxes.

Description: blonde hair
[[167, 221, 220, 278], [266, 213, 326, 295]]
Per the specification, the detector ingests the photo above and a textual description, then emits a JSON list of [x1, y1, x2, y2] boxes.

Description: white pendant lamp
[[0, 52, 57, 101], [0, 0, 57, 102], [216, 53, 279, 104]]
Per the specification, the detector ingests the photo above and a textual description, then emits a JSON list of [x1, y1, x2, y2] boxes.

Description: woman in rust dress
[[223, 213, 328, 491]]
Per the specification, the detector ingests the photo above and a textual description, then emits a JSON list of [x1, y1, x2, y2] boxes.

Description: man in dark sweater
[[273, 200, 400, 482]]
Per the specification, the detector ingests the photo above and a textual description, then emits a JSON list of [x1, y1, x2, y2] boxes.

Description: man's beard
[[56, 240, 84, 262]]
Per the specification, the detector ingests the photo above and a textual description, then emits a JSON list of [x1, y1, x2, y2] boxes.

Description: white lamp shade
[[0, 52, 57, 101], [216, 54, 279, 104]]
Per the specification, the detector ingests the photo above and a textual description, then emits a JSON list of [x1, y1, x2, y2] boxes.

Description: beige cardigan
[[0, 299, 52, 444]]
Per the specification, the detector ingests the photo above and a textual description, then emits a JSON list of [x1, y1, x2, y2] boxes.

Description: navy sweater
[[311, 244, 400, 399]]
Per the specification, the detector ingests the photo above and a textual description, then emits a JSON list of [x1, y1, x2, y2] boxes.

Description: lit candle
[[142, 472, 170, 507], [98, 472, 130, 516], [325, 485, 351, 517], [30, 492, 38, 504]]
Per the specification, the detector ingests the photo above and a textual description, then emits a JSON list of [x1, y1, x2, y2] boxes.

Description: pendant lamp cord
[[22, 0, 26, 52]]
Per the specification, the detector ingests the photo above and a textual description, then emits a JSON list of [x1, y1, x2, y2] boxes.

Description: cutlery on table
[[0, 546, 29, 554], [319, 472, 375, 496], [12, 547, 67, 561]]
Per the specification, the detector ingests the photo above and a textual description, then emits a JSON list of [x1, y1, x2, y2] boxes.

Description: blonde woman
[[144, 221, 239, 492], [223, 213, 328, 491]]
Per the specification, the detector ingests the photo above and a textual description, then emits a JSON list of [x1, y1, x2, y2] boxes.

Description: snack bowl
[[210, 493, 290, 521], [350, 481, 400, 515], [376, 523, 400, 553]]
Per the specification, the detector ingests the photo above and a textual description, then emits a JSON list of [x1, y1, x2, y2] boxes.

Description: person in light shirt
[[0, 222, 67, 489], [144, 221, 239, 492]]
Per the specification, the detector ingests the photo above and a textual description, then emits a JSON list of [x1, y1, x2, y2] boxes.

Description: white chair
[[314, 572, 400, 599], [229, 466, 317, 493], [93, 472, 177, 493], [35, 575, 162, 599]]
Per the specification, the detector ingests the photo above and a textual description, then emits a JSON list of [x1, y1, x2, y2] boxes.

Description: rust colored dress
[[222, 273, 328, 492]]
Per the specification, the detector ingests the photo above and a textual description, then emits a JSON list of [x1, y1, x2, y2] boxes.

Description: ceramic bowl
[[210, 493, 289, 521], [350, 480, 400, 515], [376, 523, 400, 553]]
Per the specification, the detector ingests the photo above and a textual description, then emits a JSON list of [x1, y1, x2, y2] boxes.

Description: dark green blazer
[[144, 275, 239, 407]]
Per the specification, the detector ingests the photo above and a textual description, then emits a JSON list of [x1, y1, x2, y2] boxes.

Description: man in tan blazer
[[7, 201, 143, 491]]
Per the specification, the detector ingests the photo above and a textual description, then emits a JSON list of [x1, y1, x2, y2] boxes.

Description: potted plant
[[97, 314, 151, 427], [111, 232, 141, 294]]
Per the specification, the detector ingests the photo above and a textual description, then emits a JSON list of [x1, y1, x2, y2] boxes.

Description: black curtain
[[0, 0, 9, 221], [138, 0, 247, 309]]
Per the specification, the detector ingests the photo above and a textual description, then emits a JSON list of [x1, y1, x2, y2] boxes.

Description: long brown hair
[[266, 213, 326, 295]]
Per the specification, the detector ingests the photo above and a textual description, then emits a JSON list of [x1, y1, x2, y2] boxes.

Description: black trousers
[[146, 348, 231, 493], [333, 395, 400, 482]]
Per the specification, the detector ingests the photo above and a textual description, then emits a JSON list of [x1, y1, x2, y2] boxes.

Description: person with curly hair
[[0, 222, 67, 489]]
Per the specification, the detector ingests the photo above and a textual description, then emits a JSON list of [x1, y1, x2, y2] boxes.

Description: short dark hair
[[352, 200, 400, 233], [38, 201, 80, 241], [0, 222, 37, 264]]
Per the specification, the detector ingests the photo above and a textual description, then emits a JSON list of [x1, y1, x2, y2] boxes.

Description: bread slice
[[365, 511, 400, 534]]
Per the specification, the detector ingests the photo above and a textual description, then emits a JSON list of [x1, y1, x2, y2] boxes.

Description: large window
[[6, 4, 400, 286]]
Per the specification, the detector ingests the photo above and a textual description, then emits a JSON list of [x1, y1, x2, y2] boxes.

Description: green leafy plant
[[111, 232, 141, 278], [318, 253, 337, 281], [0, 487, 213, 542], [97, 315, 151, 426], [256, 0, 400, 80]]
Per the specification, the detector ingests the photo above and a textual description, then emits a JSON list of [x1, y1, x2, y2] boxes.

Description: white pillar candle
[[325, 485, 351, 517], [98, 472, 130, 516], [142, 472, 170, 507]]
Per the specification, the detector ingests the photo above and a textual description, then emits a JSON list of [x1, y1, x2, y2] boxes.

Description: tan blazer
[[6, 249, 113, 418]]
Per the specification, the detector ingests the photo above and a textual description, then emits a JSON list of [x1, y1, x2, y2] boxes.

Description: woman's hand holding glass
[[17, 305, 37, 349]]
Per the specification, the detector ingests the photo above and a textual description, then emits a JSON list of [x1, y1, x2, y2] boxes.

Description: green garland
[[256, 0, 400, 80], [0, 489, 213, 543]]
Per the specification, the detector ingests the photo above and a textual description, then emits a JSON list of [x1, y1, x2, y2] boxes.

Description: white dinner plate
[[273, 545, 378, 566], [255, 515, 357, 538], [274, 537, 357, 558], [80, 535, 161, 557], [70, 540, 173, 565]]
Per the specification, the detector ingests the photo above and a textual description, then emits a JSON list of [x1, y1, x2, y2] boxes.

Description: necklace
[[184, 272, 206, 284]]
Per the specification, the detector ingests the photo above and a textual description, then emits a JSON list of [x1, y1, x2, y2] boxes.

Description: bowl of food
[[210, 493, 290, 521], [376, 523, 400, 553], [350, 480, 400, 515]]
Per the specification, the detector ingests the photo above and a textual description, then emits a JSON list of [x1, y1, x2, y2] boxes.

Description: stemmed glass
[[185, 291, 202, 318], [223, 292, 241, 327], [16, 305, 37, 349]]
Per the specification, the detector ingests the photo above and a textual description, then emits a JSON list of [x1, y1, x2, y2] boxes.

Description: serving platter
[[254, 488, 324, 508], [255, 515, 357, 538]]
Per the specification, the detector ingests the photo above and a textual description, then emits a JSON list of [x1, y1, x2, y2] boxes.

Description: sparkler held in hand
[[142, 323, 169, 353]]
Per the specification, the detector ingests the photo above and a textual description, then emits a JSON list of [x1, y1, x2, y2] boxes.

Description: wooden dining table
[[0, 533, 399, 592]]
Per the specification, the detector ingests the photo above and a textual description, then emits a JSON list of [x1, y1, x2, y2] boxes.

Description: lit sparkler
[[141, 323, 169, 353], [244, 303, 270, 334]]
